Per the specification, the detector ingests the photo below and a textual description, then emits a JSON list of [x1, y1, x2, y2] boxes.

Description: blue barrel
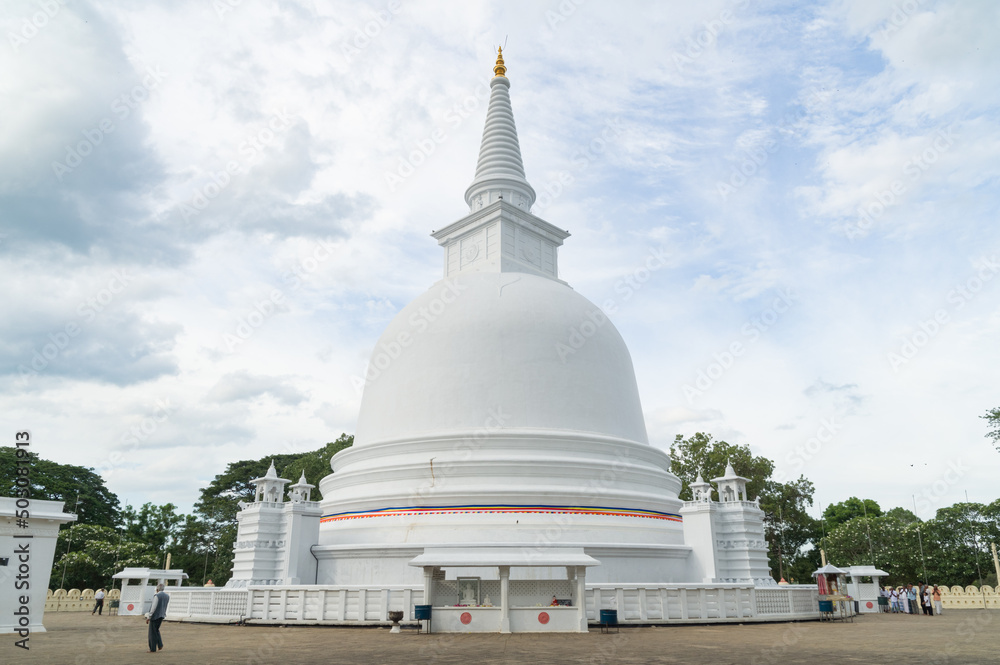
[[414, 605, 432, 620], [599, 609, 618, 626], [818, 600, 834, 613]]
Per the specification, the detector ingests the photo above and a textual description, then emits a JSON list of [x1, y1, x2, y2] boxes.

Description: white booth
[[112, 567, 188, 616], [0, 497, 77, 635], [409, 547, 599, 633], [845, 565, 889, 613]]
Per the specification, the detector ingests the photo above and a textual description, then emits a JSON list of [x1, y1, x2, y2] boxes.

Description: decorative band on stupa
[[321, 503, 683, 523]]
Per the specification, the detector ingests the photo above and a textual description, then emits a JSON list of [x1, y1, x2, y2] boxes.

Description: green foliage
[[822, 500, 1000, 587], [0, 447, 120, 528], [760, 476, 822, 582], [669, 433, 773, 501], [822, 497, 883, 531], [822, 513, 924, 586], [885, 507, 920, 524], [983, 407, 1000, 452], [121, 502, 185, 555], [50, 524, 158, 591]]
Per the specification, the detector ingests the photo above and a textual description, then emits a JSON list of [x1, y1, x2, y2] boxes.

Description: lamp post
[[964, 491, 987, 610], [911, 495, 928, 585], [60, 491, 82, 590]]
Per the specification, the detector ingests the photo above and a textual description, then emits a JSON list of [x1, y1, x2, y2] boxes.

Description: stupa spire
[[464, 48, 536, 212]]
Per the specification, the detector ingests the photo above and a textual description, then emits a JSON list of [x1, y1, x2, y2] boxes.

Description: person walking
[[145, 583, 170, 653], [92, 588, 105, 616], [932, 585, 943, 615]]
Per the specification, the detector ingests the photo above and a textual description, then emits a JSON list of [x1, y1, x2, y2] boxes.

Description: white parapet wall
[[166, 583, 820, 627]]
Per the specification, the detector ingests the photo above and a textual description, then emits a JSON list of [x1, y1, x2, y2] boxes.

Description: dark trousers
[[92, 599, 104, 615], [148, 618, 164, 652]]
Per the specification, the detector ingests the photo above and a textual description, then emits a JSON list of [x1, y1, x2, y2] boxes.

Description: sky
[[2, 0, 998, 521]]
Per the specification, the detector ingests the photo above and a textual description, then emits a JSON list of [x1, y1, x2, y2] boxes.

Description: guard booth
[[844, 565, 889, 613], [112, 568, 188, 616]]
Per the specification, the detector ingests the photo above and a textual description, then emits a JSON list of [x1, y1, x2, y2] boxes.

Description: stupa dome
[[355, 271, 648, 447]]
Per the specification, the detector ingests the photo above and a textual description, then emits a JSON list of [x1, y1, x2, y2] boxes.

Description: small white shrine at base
[[165, 50, 820, 632]]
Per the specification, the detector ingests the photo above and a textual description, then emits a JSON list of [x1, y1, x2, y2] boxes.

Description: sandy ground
[[3, 609, 997, 665]]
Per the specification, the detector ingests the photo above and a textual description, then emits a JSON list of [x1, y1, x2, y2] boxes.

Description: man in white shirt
[[92, 588, 106, 615], [145, 583, 170, 653]]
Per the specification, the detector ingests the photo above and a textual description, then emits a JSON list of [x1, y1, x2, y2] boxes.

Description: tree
[[923, 502, 997, 587], [193, 435, 354, 585], [0, 447, 121, 528], [822, 497, 883, 531], [121, 502, 185, 564], [669, 433, 773, 502], [885, 507, 920, 524], [822, 513, 924, 586], [670, 433, 820, 583], [982, 407, 1000, 452], [761, 476, 822, 583], [50, 524, 158, 591]]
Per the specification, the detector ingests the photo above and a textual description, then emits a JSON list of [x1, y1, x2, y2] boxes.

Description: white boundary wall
[[166, 584, 819, 626]]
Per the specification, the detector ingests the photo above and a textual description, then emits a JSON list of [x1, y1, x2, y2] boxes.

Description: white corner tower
[[228, 462, 322, 587], [681, 462, 774, 586]]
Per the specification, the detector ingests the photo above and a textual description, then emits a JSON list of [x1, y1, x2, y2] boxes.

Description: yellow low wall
[[45, 588, 121, 612], [937, 585, 999, 609]]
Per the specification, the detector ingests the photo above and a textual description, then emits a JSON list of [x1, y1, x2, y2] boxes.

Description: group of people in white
[[882, 583, 942, 615]]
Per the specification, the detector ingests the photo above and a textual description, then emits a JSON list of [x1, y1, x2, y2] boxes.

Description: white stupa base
[[313, 542, 693, 585]]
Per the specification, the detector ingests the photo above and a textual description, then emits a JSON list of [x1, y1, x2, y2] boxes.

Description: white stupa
[[221, 52, 777, 614], [313, 48, 688, 585]]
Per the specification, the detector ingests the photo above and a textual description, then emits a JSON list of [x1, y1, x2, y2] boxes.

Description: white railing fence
[[166, 583, 820, 625]]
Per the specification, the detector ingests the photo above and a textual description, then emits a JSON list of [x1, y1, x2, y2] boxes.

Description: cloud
[[206, 371, 308, 406]]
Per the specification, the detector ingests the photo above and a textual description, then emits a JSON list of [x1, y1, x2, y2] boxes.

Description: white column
[[423, 567, 434, 606], [499, 566, 511, 634], [575, 566, 588, 632]]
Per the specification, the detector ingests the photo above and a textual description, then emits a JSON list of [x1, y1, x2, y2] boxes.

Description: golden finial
[[493, 46, 506, 78]]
